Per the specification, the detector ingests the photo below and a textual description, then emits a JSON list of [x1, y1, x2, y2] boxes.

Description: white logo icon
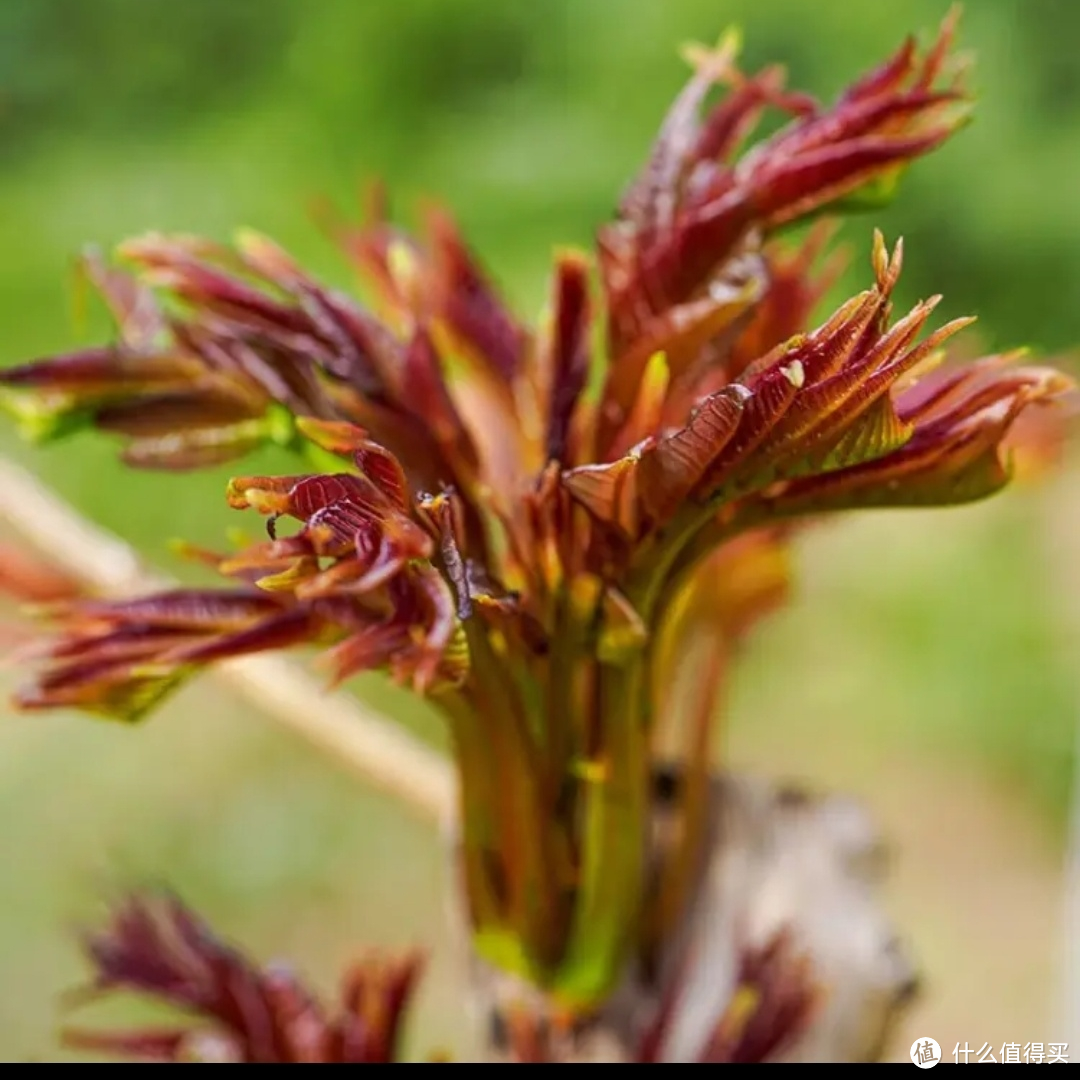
[[911, 1037, 941, 1067]]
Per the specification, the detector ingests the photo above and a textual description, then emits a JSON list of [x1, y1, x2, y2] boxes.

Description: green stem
[[436, 690, 506, 939], [463, 620, 568, 979], [634, 498, 776, 623], [553, 649, 649, 1007]]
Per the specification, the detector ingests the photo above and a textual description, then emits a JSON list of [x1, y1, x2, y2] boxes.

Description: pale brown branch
[[0, 455, 455, 826]]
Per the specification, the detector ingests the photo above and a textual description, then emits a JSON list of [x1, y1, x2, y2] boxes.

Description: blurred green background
[[0, 0, 1077, 1062]]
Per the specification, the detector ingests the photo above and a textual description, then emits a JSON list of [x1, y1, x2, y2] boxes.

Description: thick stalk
[[554, 649, 649, 1007], [464, 621, 568, 979], [540, 586, 591, 959], [437, 690, 506, 940]]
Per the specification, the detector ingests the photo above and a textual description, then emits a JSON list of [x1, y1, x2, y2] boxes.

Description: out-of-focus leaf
[[64, 892, 424, 1063]]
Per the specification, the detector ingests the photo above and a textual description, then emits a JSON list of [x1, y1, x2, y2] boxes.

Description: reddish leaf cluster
[[2, 10, 1073, 1018], [17, 432, 468, 719], [595, 12, 968, 453], [63, 894, 423, 1063], [67, 894, 817, 1064], [3, 14, 1062, 725], [568, 233, 1069, 550]]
